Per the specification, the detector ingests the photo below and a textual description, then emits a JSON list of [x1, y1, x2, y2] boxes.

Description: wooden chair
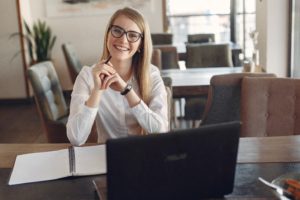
[[62, 43, 82, 84], [187, 33, 215, 43], [241, 77, 300, 137], [151, 33, 173, 45], [27, 61, 96, 142], [162, 76, 174, 130], [200, 73, 276, 126], [153, 45, 180, 70]]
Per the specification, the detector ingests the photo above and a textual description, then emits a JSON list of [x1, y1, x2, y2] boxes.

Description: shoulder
[[74, 65, 94, 88], [149, 64, 161, 78]]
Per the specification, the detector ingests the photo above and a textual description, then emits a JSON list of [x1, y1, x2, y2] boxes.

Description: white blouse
[[67, 64, 168, 146]]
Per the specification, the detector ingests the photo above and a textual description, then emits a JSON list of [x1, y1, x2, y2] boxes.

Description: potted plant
[[23, 20, 57, 65]]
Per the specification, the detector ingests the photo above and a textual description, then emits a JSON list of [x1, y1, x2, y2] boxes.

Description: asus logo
[[165, 153, 187, 161]]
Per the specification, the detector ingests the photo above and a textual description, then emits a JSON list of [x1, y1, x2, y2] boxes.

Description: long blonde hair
[[100, 7, 152, 104]]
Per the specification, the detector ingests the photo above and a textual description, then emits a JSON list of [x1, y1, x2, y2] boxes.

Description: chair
[[62, 43, 82, 84], [151, 48, 162, 69], [153, 45, 180, 69], [185, 43, 233, 67], [187, 33, 215, 43], [241, 77, 300, 137], [184, 43, 233, 127], [151, 33, 173, 45], [28, 61, 97, 143], [200, 73, 276, 126], [27, 61, 69, 142]]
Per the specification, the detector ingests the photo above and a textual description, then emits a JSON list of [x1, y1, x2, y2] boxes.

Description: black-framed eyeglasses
[[110, 25, 143, 43]]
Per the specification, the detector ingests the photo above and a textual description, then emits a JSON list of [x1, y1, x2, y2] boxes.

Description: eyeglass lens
[[110, 25, 142, 43]]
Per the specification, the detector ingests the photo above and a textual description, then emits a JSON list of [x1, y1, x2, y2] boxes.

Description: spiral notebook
[[8, 145, 106, 185]]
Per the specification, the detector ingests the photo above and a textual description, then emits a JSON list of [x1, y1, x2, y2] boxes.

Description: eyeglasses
[[110, 25, 143, 43]]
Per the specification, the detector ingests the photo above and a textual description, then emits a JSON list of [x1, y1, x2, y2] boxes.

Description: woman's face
[[107, 15, 142, 62]]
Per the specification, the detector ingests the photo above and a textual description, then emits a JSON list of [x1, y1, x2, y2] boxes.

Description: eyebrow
[[112, 25, 142, 34]]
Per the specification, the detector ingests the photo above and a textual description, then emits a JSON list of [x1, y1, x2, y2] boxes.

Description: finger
[[102, 74, 118, 89]]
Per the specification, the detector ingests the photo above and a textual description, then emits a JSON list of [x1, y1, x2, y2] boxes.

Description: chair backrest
[[153, 45, 179, 69], [188, 33, 215, 43], [27, 61, 69, 142], [162, 76, 173, 130], [62, 43, 82, 84], [186, 43, 233, 68], [201, 73, 276, 126], [241, 77, 300, 137], [151, 33, 173, 45], [151, 48, 162, 69]]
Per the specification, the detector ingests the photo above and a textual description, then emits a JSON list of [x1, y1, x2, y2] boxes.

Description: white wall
[[24, 0, 163, 90], [256, 0, 289, 77], [0, 0, 27, 99]]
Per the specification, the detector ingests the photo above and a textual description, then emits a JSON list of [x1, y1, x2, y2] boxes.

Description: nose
[[118, 33, 128, 43]]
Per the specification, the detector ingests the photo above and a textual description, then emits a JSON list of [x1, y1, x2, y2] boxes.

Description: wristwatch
[[120, 84, 132, 95]]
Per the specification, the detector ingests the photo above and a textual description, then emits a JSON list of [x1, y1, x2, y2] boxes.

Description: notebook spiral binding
[[68, 146, 75, 175]]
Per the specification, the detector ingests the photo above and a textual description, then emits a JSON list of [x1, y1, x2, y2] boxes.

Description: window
[[164, 0, 256, 60]]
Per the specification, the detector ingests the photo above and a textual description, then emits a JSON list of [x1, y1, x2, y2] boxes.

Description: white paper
[[8, 145, 106, 185], [74, 145, 107, 176], [8, 149, 69, 185]]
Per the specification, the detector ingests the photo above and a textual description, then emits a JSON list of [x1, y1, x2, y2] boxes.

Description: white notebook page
[[9, 149, 70, 185], [74, 145, 106, 175]]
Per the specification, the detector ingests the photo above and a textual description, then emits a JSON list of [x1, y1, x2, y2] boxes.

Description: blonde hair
[[101, 7, 152, 104]]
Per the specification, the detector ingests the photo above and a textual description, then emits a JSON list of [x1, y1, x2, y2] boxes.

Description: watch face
[[121, 84, 132, 95]]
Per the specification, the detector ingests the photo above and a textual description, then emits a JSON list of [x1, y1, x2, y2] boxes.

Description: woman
[[67, 7, 168, 146]]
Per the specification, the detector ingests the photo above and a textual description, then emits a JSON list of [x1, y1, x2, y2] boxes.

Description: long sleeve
[[130, 66, 168, 133], [67, 66, 97, 146]]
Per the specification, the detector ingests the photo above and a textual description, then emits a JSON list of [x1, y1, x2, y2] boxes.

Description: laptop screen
[[106, 121, 240, 200]]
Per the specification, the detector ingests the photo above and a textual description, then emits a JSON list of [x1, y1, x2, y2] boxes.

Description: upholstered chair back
[[62, 43, 82, 84], [151, 33, 173, 45], [153, 45, 180, 69], [186, 43, 233, 68], [28, 61, 69, 142], [188, 33, 215, 43], [201, 73, 276, 126], [151, 48, 162, 69], [241, 77, 300, 137]]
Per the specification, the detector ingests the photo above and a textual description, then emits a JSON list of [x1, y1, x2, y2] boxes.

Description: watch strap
[[120, 84, 132, 95]]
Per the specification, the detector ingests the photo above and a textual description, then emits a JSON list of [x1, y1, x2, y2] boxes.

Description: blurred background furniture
[[153, 45, 180, 70], [28, 61, 96, 143], [184, 43, 233, 127], [151, 48, 162, 69], [151, 33, 173, 45], [186, 43, 233, 67], [241, 77, 300, 137], [187, 33, 215, 43], [62, 43, 83, 84], [200, 73, 276, 126]]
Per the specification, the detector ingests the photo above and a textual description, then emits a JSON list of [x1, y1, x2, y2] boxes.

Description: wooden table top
[[1, 135, 300, 168], [161, 67, 243, 98]]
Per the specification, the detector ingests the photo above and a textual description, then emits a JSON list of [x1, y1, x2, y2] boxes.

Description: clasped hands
[[92, 58, 126, 92]]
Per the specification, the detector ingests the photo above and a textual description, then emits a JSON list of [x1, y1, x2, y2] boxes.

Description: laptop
[[104, 121, 240, 200]]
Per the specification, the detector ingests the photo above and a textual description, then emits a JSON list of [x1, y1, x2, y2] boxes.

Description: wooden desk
[[1, 136, 300, 199], [1, 135, 300, 168], [161, 67, 243, 98]]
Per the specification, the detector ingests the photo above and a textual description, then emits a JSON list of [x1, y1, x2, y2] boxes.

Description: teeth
[[115, 45, 129, 51]]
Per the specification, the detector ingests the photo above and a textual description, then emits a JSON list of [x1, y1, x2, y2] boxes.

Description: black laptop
[[105, 121, 240, 200]]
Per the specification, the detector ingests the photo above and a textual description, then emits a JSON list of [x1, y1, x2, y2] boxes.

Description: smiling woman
[[66, 7, 169, 146]]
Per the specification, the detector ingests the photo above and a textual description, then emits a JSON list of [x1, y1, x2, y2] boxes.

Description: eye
[[128, 32, 139, 40], [112, 27, 123, 36]]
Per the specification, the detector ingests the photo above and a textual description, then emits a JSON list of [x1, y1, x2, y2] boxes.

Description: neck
[[111, 58, 133, 82]]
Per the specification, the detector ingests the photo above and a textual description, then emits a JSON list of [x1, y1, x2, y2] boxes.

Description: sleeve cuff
[[130, 100, 148, 115]]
